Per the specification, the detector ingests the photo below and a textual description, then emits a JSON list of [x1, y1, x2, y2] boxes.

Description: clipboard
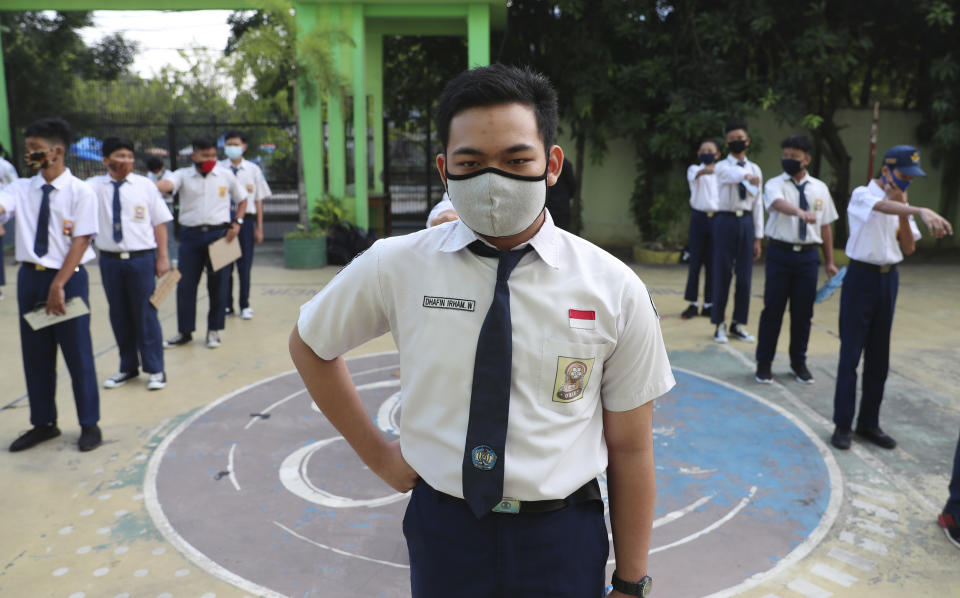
[[23, 297, 90, 331], [150, 268, 182, 308], [208, 236, 242, 272]]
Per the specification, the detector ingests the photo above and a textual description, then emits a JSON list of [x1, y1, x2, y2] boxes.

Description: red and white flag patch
[[569, 309, 596, 330]]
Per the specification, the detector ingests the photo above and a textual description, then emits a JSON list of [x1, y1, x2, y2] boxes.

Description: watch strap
[[611, 571, 652, 597]]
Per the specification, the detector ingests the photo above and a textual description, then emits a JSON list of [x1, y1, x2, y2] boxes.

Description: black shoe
[[831, 427, 852, 450], [755, 362, 773, 384], [700, 305, 713, 317], [728, 323, 756, 342], [939, 512, 960, 549], [225, 306, 235, 316], [855, 426, 897, 449], [9, 425, 61, 452], [791, 363, 815, 384], [78, 425, 102, 452], [681, 304, 699, 319], [163, 332, 192, 348]]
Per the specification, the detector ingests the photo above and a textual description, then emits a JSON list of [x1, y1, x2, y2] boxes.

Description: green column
[[295, 2, 323, 219], [328, 3, 346, 201], [467, 3, 490, 67], [366, 32, 384, 195], [0, 28, 11, 153], [351, 4, 368, 229]]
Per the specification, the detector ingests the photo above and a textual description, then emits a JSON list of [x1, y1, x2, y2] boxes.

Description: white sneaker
[[206, 330, 221, 349], [729, 322, 756, 343], [104, 371, 138, 389], [240, 307, 254, 320], [147, 372, 167, 391], [713, 322, 728, 344]]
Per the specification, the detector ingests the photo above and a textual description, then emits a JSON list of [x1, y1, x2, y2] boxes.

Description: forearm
[[898, 214, 916, 255], [256, 201, 264, 228], [156, 180, 174, 193], [52, 236, 91, 287], [821, 225, 835, 265], [608, 442, 656, 579], [235, 200, 247, 220], [771, 198, 802, 217], [873, 199, 920, 217], [154, 224, 168, 259]]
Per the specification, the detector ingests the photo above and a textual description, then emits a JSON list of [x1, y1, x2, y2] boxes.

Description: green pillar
[[467, 3, 490, 67], [366, 32, 384, 195], [328, 3, 346, 200], [295, 2, 323, 219], [0, 28, 11, 153], [351, 5, 368, 229]]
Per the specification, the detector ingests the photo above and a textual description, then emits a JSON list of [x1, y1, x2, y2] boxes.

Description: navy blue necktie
[[34, 184, 54, 257], [792, 180, 809, 241], [230, 166, 239, 213], [737, 161, 747, 200], [111, 179, 125, 242], [462, 240, 533, 518]]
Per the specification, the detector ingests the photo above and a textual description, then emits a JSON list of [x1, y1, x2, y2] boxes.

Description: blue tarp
[[69, 136, 103, 161]]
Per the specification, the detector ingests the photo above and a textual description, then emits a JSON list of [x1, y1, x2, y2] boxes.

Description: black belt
[[100, 249, 155, 259], [850, 259, 897, 274], [436, 478, 601, 514], [770, 239, 818, 252], [714, 209, 751, 217], [21, 262, 81, 272], [183, 223, 230, 232]]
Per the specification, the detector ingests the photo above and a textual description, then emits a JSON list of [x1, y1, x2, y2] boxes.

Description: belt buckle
[[706, 211, 715, 218], [735, 210, 744, 217], [35, 264, 46, 271], [120, 251, 130, 260], [880, 264, 891, 273], [792, 244, 802, 252], [492, 498, 520, 514]]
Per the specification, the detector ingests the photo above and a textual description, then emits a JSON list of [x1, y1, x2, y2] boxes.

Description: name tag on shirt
[[569, 309, 596, 329], [423, 296, 476, 311]]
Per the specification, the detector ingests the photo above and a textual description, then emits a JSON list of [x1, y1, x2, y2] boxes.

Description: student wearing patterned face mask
[[290, 65, 672, 598], [0, 117, 102, 452]]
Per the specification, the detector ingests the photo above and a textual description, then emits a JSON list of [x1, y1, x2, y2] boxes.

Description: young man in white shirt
[[755, 135, 838, 385], [0, 142, 18, 300], [831, 145, 952, 450], [220, 130, 271, 320], [0, 118, 102, 452], [290, 65, 673, 598], [90, 137, 173, 391], [681, 138, 720, 319]]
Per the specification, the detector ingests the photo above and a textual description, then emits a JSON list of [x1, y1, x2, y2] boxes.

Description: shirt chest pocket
[[537, 339, 609, 417]]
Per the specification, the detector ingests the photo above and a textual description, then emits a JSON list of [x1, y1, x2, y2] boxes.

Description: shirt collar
[[222, 159, 245, 170], [868, 179, 885, 196], [438, 208, 561, 269], [727, 154, 749, 165], [787, 172, 811, 185], [32, 167, 72, 190]]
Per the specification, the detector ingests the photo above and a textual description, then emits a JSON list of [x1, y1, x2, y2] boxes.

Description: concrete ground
[[0, 242, 957, 597]]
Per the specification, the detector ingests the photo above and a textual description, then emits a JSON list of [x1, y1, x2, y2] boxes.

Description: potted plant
[[283, 195, 346, 268]]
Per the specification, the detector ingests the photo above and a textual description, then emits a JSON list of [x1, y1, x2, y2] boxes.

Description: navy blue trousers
[[404, 482, 609, 598], [833, 264, 898, 430], [684, 210, 713, 304], [711, 212, 754, 325], [17, 265, 99, 427], [100, 252, 164, 375], [755, 244, 819, 366], [946, 429, 960, 517], [176, 227, 228, 334], [0, 234, 5, 286], [226, 218, 255, 310]]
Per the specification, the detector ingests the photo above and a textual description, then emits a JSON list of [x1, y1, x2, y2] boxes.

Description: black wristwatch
[[611, 570, 652, 597]]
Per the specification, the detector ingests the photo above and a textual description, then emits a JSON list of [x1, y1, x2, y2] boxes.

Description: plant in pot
[[283, 195, 346, 268]]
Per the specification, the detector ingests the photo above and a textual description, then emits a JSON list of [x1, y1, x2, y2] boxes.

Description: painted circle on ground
[[145, 353, 838, 598]]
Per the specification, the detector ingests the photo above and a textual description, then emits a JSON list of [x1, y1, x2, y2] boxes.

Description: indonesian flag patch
[[568, 309, 596, 330]]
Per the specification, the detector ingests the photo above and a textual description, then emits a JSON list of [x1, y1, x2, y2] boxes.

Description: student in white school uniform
[[755, 135, 839, 385], [220, 130, 270, 319], [0, 117, 102, 452], [830, 145, 953, 451], [0, 142, 18, 301], [156, 137, 245, 349], [146, 155, 176, 263], [290, 65, 673, 598], [89, 137, 173, 391], [681, 138, 721, 320]]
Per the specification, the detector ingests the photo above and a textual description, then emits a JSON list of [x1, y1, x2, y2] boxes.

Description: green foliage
[[309, 195, 347, 233]]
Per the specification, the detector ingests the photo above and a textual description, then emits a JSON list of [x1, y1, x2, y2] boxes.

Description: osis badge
[[814, 198, 824, 212], [246, 183, 254, 193], [134, 205, 146, 221], [471, 445, 497, 471], [218, 186, 227, 198], [62, 219, 74, 236], [552, 356, 595, 403]]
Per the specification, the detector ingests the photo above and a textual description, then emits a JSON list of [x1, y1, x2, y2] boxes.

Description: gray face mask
[[445, 167, 547, 237]]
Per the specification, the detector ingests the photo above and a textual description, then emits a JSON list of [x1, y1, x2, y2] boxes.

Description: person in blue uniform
[[156, 137, 244, 349], [830, 145, 953, 450], [0, 117, 102, 452], [755, 135, 839, 384], [940, 431, 960, 549], [681, 138, 721, 319], [89, 137, 173, 391]]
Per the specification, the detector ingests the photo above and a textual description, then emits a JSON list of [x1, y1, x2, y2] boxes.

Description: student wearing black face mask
[[830, 145, 953, 451], [681, 138, 721, 319], [755, 135, 838, 385]]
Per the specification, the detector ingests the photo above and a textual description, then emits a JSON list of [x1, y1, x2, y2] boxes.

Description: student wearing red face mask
[[156, 137, 244, 349], [89, 137, 173, 391]]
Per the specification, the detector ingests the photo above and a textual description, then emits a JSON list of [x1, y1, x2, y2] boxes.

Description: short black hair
[[725, 121, 749, 134], [145, 156, 165, 171], [191, 136, 216, 151], [24, 117, 73, 148], [223, 130, 247, 143], [102, 137, 135, 159], [700, 137, 720, 151], [435, 64, 558, 153], [781, 134, 813, 154]]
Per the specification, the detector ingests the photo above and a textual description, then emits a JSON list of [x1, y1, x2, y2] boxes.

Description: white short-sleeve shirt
[[0, 169, 98, 268], [715, 155, 764, 238], [763, 172, 838, 244], [218, 158, 272, 215], [0, 157, 17, 189], [298, 211, 676, 501], [426, 194, 456, 227], [686, 163, 719, 212], [162, 165, 243, 227], [89, 173, 173, 253], [845, 180, 921, 265]]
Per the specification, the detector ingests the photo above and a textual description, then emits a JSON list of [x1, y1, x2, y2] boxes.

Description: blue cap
[[882, 145, 926, 177]]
